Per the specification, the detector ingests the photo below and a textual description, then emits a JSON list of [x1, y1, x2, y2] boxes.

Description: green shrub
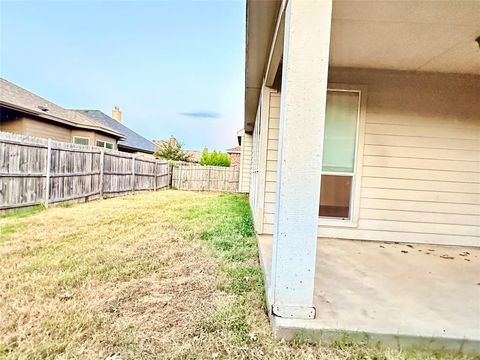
[[154, 141, 191, 162], [200, 149, 231, 167]]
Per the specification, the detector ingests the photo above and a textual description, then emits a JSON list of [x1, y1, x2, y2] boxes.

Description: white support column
[[271, 0, 332, 320]]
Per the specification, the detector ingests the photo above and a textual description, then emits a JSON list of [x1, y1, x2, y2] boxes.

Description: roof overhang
[[118, 143, 155, 154], [244, 0, 282, 133], [0, 101, 125, 139]]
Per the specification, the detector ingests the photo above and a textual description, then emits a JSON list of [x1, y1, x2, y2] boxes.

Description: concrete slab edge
[[272, 316, 480, 354]]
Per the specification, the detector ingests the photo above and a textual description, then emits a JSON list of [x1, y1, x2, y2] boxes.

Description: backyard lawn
[[0, 191, 474, 359]]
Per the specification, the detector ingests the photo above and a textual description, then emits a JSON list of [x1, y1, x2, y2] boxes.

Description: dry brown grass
[[0, 191, 476, 360]]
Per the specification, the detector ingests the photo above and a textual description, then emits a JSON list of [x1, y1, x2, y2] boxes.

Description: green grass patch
[[221, 265, 263, 295], [0, 205, 44, 220]]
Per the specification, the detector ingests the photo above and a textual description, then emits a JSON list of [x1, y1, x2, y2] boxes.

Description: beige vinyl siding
[[0, 117, 24, 133], [22, 117, 71, 143], [5, 116, 119, 150], [239, 132, 253, 193], [317, 69, 480, 246], [249, 109, 261, 209], [262, 89, 280, 234], [133, 151, 155, 159], [259, 69, 480, 246]]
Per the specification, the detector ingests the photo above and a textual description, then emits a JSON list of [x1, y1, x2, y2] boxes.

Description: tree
[[200, 149, 231, 167], [154, 141, 191, 162]]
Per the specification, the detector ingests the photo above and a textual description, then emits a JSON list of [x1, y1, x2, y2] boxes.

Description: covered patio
[[258, 235, 480, 351], [243, 0, 480, 351]]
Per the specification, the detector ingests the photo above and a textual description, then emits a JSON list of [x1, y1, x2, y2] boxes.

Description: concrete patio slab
[[258, 235, 480, 352]]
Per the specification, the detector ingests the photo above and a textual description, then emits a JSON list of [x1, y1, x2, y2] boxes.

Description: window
[[73, 136, 90, 145], [96, 140, 114, 149], [319, 90, 360, 219]]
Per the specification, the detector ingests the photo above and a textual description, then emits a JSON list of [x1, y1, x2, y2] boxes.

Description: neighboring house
[[226, 146, 241, 169], [153, 136, 202, 163], [77, 108, 156, 157], [241, 0, 480, 349], [0, 78, 123, 147]]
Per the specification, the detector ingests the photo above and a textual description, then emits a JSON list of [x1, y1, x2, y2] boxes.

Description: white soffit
[[330, 0, 480, 74]]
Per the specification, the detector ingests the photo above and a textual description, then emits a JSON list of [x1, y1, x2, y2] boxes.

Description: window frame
[[73, 136, 90, 146], [318, 84, 367, 228], [96, 139, 114, 149]]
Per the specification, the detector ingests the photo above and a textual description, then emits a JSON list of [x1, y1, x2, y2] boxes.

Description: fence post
[[153, 161, 157, 191], [131, 155, 135, 194], [44, 138, 52, 207], [99, 149, 105, 198]]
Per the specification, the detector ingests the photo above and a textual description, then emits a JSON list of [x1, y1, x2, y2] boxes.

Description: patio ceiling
[[331, 0, 480, 74]]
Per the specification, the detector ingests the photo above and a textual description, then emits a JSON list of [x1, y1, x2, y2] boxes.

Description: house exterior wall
[[262, 89, 281, 233], [1, 115, 118, 149], [253, 69, 480, 247], [22, 117, 72, 143], [132, 151, 155, 159], [238, 131, 253, 193], [228, 153, 241, 168], [0, 117, 24, 133]]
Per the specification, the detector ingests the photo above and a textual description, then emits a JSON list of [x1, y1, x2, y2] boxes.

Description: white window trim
[[96, 139, 114, 149], [318, 83, 367, 228], [73, 136, 90, 145]]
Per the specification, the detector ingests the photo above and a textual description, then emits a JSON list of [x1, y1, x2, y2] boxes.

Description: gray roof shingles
[[77, 110, 156, 153], [0, 78, 122, 138]]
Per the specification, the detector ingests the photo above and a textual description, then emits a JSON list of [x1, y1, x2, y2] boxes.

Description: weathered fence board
[[172, 164, 239, 192], [0, 132, 169, 210]]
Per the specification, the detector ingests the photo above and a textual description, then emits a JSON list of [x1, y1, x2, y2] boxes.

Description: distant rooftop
[[227, 146, 241, 153], [0, 78, 123, 138], [77, 110, 156, 154]]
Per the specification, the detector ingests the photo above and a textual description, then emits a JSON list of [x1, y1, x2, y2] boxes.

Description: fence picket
[[99, 149, 105, 198], [45, 139, 52, 207], [131, 156, 135, 193]]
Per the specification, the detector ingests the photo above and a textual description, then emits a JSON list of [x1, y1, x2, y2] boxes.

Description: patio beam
[[271, 0, 332, 320], [264, 1, 286, 87]]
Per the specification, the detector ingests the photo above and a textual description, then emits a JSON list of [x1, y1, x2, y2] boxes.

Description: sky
[[0, 0, 246, 151]]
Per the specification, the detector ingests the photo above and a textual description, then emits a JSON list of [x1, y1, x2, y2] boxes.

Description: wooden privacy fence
[[172, 164, 239, 192], [0, 132, 169, 210]]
